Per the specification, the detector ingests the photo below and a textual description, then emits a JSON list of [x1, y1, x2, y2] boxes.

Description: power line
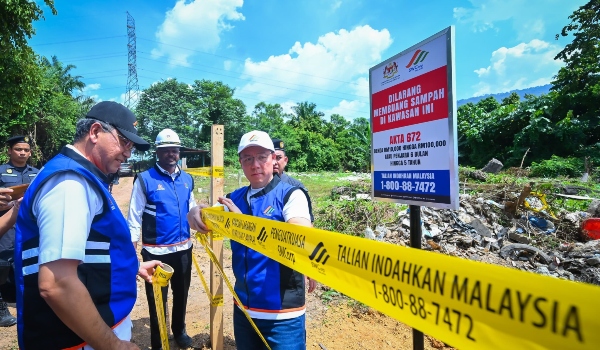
[[135, 71, 368, 115], [33, 35, 126, 46], [136, 51, 365, 100]]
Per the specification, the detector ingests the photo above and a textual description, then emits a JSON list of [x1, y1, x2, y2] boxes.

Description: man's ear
[[89, 123, 103, 145]]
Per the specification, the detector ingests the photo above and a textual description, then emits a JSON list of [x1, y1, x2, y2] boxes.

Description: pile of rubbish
[[365, 192, 600, 286], [333, 160, 600, 285]]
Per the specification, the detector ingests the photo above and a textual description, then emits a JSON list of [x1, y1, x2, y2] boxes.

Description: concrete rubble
[[367, 193, 600, 286]]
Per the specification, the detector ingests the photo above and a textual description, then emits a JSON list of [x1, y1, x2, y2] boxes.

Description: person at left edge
[[14, 101, 162, 350], [0, 135, 39, 327], [127, 128, 196, 350]]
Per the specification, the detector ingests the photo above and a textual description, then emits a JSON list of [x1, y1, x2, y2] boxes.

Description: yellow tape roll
[[153, 264, 174, 350], [201, 207, 600, 350]]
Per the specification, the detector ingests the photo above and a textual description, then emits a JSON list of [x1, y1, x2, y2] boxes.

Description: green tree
[[0, 0, 56, 120], [501, 92, 520, 106], [0, 56, 86, 165], [135, 79, 204, 152], [192, 80, 249, 165], [249, 102, 288, 136], [552, 0, 600, 146], [40, 55, 85, 95], [289, 102, 326, 133], [476, 96, 500, 113]]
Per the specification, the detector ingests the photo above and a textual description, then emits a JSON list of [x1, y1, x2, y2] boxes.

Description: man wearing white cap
[[187, 130, 313, 350], [127, 128, 195, 349]]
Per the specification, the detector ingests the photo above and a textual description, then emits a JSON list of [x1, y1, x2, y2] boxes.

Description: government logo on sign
[[383, 61, 398, 79]]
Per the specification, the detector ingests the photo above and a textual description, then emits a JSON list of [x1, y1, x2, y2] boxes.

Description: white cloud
[[472, 39, 563, 96], [453, 0, 565, 40], [224, 60, 232, 71], [239, 25, 391, 115], [152, 0, 245, 66], [324, 99, 367, 120], [82, 83, 101, 92], [280, 101, 297, 115], [331, 0, 342, 11]]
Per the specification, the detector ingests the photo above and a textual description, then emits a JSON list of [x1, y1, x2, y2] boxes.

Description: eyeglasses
[[240, 152, 273, 166], [115, 132, 135, 151], [98, 122, 135, 151]]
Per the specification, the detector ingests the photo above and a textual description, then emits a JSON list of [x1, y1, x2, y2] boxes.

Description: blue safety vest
[[228, 176, 306, 313], [14, 147, 138, 349], [137, 165, 193, 247]]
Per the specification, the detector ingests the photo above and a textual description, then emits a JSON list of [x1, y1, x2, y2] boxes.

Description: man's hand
[[217, 196, 242, 214], [0, 188, 14, 211], [187, 204, 210, 233], [115, 340, 141, 350], [306, 276, 317, 293], [138, 260, 163, 283]]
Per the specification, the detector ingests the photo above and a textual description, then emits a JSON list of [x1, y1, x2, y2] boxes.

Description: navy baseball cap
[[86, 101, 150, 151], [272, 138, 284, 151], [6, 135, 32, 147]]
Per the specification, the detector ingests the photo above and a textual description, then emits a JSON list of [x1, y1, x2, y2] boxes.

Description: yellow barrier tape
[[191, 253, 212, 303], [195, 232, 271, 350], [212, 166, 224, 178], [186, 167, 211, 177], [211, 230, 224, 241], [153, 264, 174, 350], [201, 207, 600, 350], [186, 167, 225, 178], [211, 294, 224, 306]]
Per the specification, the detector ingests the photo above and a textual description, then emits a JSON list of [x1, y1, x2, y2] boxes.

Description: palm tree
[[40, 55, 85, 96]]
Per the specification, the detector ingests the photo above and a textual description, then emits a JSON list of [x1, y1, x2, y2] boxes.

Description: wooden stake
[[210, 125, 224, 350]]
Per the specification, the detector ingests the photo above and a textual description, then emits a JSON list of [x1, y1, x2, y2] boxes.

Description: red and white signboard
[[369, 27, 458, 209]]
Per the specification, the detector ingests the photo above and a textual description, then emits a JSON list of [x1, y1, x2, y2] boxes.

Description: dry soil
[[0, 176, 450, 350]]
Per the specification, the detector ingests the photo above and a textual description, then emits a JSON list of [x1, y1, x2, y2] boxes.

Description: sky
[[29, 0, 587, 121]]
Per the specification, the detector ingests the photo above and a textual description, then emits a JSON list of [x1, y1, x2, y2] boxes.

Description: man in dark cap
[[272, 138, 314, 222], [14, 101, 162, 350], [0, 135, 39, 326], [272, 138, 306, 189]]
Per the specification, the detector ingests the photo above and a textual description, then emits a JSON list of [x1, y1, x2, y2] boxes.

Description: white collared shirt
[[127, 163, 197, 255]]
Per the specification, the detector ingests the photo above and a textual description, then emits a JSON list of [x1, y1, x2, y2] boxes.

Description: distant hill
[[457, 84, 552, 107]]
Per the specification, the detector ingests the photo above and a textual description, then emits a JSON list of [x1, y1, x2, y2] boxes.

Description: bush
[[530, 155, 584, 178]]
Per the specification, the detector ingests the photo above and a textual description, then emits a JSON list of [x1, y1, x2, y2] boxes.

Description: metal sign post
[[409, 205, 424, 350], [369, 26, 457, 350]]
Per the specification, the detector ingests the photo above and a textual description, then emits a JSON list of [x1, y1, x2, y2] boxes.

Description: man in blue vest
[[127, 128, 195, 350], [14, 101, 162, 350], [0, 135, 39, 326], [187, 130, 313, 350]]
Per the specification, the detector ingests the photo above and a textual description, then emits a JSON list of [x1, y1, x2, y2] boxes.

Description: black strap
[[134, 172, 147, 196]]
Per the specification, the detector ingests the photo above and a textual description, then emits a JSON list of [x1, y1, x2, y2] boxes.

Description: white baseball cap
[[238, 130, 275, 154]]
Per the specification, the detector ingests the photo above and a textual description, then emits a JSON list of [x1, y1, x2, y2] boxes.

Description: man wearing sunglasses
[[127, 128, 196, 350], [14, 101, 162, 350], [187, 130, 313, 350]]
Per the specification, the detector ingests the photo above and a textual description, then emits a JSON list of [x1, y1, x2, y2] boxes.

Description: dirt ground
[[0, 176, 448, 350]]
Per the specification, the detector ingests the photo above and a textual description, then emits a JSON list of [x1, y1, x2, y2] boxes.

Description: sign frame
[[369, 26, 458, 210]]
